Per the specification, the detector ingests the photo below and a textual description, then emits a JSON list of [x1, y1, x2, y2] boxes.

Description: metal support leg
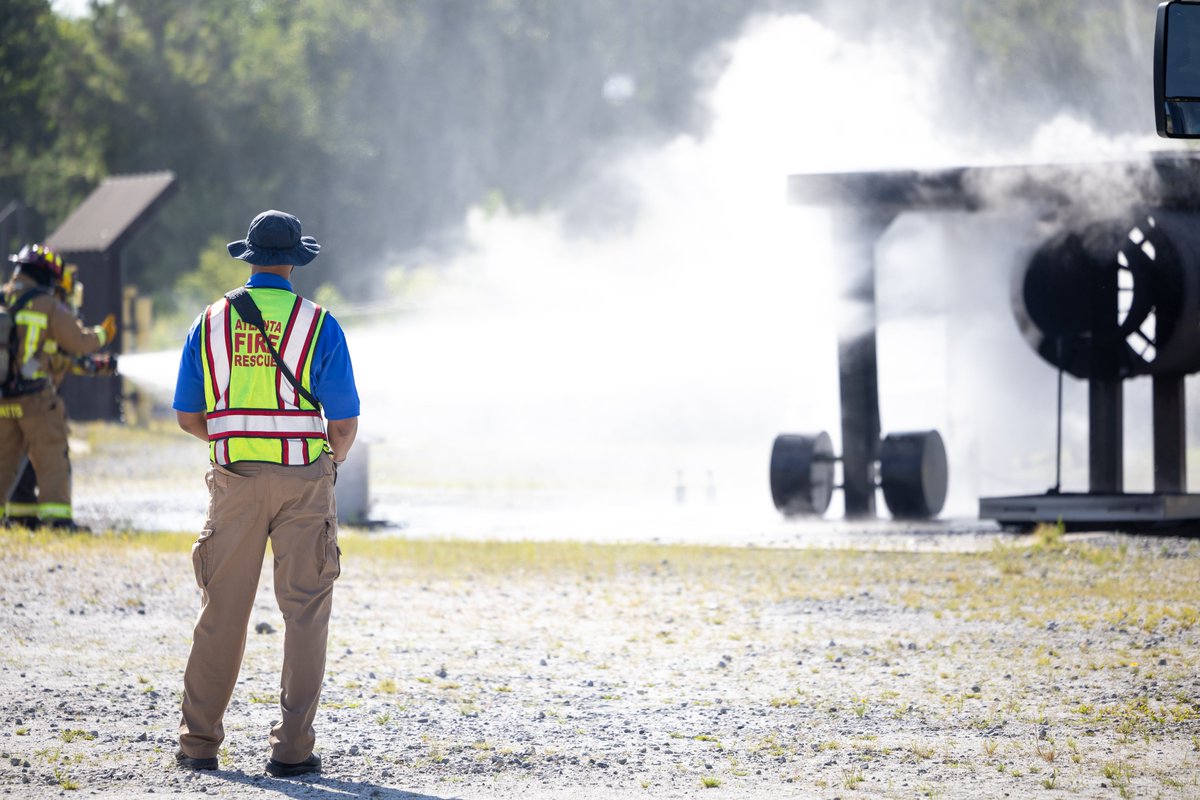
[[1153, 375, 1186, 493], [1088, 379, 1123, 494], [831, 210, 896, 517]]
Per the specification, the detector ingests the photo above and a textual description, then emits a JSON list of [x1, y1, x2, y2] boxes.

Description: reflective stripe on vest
[[206, 408, 325, 438], [201, 289, 327, 465], [203, 299, 232, 412]]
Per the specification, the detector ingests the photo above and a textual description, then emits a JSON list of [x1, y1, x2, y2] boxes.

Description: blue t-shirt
[[172, 273, 361, 420]]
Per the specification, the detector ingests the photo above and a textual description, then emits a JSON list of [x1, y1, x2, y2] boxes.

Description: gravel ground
[[2, 421, 1199, 798], [2, 526, 1199, 800]]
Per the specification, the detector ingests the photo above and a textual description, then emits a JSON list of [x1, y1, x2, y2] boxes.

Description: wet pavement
[[74, 472, 1019, 552]]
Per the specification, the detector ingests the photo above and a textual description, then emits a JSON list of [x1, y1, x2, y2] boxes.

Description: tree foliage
[[5, 0, 767, 303], [944, 0, 1152, 140], [0, 0, 1163, 307]]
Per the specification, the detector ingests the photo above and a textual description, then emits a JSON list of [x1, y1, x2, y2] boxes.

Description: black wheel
[[770, 432, 835, 517], [879, 430, 948, 519]]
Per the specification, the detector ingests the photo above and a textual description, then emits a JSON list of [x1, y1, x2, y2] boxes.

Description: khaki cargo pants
[[178, 453, 340, 764], [0, 385, 73, 522]]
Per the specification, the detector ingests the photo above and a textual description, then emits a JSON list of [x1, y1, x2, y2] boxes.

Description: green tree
[[1, 0, 66, 247], [18, 0, 1160, 313]]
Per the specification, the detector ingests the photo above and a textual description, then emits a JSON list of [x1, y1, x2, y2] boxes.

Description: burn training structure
[[770, 153, 1200, 529], [45, 171, 177, 421]]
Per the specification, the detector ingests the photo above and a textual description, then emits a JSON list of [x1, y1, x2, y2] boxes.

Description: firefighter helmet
[[9, 243, 65, 283], [57, 264, 79, 304]]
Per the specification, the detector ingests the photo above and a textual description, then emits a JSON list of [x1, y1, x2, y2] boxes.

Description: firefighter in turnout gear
[[4, 263, 117, 527], [0, 244, 117, 529]]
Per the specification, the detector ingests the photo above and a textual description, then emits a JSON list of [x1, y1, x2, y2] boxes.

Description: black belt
[[1, 378, 48, 399]]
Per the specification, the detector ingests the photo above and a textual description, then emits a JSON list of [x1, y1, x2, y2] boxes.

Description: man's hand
[[177, 410, 208, 442], [96, 314, 117, 346], [327, 417, 358, 463]]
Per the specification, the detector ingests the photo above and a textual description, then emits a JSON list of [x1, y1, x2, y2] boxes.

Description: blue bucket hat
[[227, 209, 320, 266]]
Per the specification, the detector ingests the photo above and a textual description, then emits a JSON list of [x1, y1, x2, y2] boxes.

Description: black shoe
[[265, 753, 321, 777], [175, 750, 218, 771]]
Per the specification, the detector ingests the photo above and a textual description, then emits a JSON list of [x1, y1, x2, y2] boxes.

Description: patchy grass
[[4, 522, 1199, 625], [53, 766, 79, 791], [841, 767, 865, 789], [3, 522, 1199, 798]]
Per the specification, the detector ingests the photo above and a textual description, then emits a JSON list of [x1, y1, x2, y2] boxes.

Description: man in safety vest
[[0, 244, 117, 530], [171, 210, 360, 778]]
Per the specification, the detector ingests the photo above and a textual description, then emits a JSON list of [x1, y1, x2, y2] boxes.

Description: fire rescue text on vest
[[232, 318, 283, 368]]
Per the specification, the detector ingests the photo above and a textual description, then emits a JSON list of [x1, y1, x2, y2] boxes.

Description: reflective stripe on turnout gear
[[5, 502, 37, 517], [37, 502, 71, 520], [15, 310, 48, 378]]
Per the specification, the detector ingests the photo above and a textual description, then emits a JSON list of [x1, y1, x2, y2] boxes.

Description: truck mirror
[[1156, 0, 1200, 136]]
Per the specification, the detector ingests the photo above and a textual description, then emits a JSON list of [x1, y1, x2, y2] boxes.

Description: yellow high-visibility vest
[[201, 287, 327, 465]]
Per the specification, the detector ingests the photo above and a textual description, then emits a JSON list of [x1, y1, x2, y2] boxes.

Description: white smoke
[[354, 14, 984, 526], [130, 13, 1189, 535], [1025, 113, 1164, 162]]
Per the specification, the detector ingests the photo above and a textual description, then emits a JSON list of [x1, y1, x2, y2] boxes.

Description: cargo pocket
[[191, 528, 215, 588], [317, 518, 341, 585], [203, 471, 217, 523], [205, 463, 245, 523]]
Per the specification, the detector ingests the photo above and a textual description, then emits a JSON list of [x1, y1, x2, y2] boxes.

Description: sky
[[50, 0, 91, 17]]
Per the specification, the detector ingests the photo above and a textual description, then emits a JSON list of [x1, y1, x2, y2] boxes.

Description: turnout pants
[[0, 386, 72, 522], [178, 454, 340, 763]]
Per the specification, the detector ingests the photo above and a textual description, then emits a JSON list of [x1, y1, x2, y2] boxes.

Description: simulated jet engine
[[978, 207, 1200, 528], [1016, 210, 1200, 382], [777, 156, 1200, 529]]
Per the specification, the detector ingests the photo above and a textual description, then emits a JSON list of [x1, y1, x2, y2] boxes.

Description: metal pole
[[1088, 378, 1123, 494], [830, 208, 897, 517], [1053, 366, 1063, 494], [1152, 375, 1186, 493]]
